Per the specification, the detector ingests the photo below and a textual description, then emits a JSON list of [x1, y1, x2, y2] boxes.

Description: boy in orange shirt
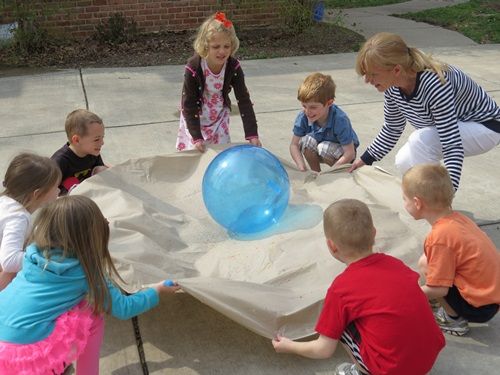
[[402, 164, 500, 336]]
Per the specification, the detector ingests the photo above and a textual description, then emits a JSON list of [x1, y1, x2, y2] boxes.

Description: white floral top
[[176, 59, 231, 151]]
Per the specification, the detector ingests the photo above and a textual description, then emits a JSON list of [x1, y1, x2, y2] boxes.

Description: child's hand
[[272, 335, 293, 353], [92, 165, 108, 175], [249, 137, 262, 147], [194, 140, 206, 153], [155, 279, 181, 294]]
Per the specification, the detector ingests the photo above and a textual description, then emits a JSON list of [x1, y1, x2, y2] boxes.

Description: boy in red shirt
[[403, 164, 500, 336], [272, 199, 444, 375]]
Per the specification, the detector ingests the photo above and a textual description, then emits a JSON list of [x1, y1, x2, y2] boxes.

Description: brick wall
[[1, 0, 283, 40]]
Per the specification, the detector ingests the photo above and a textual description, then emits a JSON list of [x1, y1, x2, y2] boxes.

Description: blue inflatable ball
[[202, 145, 290, 235]]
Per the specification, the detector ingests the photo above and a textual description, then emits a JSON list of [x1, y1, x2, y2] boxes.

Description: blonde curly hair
[[193, 12, 240, 58]]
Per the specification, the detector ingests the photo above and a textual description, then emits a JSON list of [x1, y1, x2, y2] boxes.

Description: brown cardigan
[[180, 54, 258, 141]]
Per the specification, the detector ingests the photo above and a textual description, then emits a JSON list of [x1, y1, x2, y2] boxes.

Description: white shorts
[[394, 121, 500, 174]]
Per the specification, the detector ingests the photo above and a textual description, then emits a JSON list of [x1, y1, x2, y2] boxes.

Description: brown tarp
[[75, 145, 428, 340]]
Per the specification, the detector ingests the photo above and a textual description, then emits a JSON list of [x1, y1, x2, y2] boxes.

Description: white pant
[[395, 121, 500, 174]]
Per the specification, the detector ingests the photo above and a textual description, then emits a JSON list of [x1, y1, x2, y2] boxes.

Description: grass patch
[[396, 0, 500, 43], [324, 0, 405, 8]]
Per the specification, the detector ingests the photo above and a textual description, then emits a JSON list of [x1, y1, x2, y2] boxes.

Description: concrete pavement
[[1, 0, 499, 373]]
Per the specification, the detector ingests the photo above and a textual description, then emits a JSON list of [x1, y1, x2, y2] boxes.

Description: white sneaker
[[335, 362, 361, 375], [434, 307, 470, 336]]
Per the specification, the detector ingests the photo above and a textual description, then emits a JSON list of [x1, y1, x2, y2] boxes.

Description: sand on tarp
[[74, 145, 428, 340]]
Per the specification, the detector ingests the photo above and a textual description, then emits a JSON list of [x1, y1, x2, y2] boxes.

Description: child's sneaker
[[434, 307, 470, 336], [335, 362, 362, 375]]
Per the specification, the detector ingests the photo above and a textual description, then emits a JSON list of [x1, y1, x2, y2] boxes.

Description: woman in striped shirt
[[349, 32, 500, 190]]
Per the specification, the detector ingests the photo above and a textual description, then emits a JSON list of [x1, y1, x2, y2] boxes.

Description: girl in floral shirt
[[176, 12, 261, 152]]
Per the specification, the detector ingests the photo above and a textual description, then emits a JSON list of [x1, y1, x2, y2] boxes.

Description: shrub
[[94, 13, 138, 44], [0, 0, 53, 55], [279, 0, 316, 34]]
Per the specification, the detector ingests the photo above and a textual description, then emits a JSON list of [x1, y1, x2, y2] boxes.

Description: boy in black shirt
[[51, 109, 107, 195]]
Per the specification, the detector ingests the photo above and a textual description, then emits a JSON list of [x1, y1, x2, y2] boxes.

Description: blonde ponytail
[[408, 47, 448, 84]]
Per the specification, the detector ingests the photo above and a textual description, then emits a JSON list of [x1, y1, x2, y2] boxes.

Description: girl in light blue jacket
[[0, 195, 180, 375]]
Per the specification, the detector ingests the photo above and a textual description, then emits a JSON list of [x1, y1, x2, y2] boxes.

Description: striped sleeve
[[425, 74, 463, 190], [361, 92, 407, 165]]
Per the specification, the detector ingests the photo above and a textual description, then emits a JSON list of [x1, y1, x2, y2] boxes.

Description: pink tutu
[[0, 301, 95, 375]]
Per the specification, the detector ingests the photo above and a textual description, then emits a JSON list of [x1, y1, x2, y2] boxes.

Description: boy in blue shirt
[[290, 73, 359, 172]]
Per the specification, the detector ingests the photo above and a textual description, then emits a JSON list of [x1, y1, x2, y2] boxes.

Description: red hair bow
[[214, 12, 233, 28]]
